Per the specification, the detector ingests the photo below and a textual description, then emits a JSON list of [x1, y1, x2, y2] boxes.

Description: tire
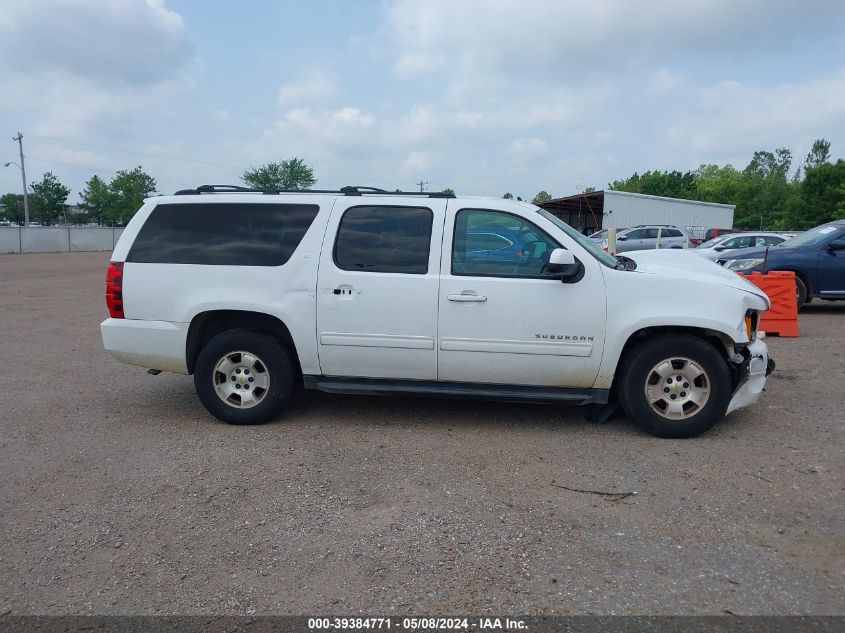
[[617, 334, 732, 438], [194, 329, 296, 425], [795, 276, 808, 310]]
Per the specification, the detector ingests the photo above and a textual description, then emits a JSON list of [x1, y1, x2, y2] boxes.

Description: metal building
[[538, 190, 735, 238]]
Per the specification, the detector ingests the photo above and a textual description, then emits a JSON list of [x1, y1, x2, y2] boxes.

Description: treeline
[[0, 158, 322, 226], [607, 139, 845, 230], [0, 167, 157, 226]]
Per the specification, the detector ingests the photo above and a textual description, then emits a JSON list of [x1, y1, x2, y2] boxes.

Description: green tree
[[79, 175, 113, 226], [783, 159, 845, 229], [532, 190, 552, 204], [736, 148, 792, 229], [0, 193, 25, 224], [502, 192, 513, 199], [106, 167, 157, 225], [30, 172, 70, 225], [441, 187, 456, 196], [242, 157, 316, 190], [805, 138, 831, 170], [609, 170, 696, 199]]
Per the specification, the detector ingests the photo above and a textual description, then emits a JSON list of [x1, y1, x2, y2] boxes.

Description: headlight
[[723, 258, 765, 271]]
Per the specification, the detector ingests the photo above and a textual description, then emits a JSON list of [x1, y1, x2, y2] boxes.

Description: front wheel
[[618, 335, 732, 438], [194, 329, 295, 425], [795, 276, 808, 310]]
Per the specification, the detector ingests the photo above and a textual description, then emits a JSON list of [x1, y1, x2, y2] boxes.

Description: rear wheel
[[194, 329, 295, 425], [618, 335, 732, 438]]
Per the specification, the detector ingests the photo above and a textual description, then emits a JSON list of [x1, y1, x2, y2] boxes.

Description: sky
[[1, 0, 845, 203]]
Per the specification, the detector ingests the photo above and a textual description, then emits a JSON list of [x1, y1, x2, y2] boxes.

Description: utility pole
[[13, 132, 30, 227], [417, 180, 429, 193]]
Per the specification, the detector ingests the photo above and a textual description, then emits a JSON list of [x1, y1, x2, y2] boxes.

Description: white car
[[101, 185, 774, 438], [694, 232, 791, 261]]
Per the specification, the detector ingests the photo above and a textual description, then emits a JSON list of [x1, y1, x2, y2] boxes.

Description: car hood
[[624, 248, 770, 304], [717, 245, 803, 261]]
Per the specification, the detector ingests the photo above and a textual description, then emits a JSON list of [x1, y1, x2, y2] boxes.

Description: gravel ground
[[1, 251, 843, 616]]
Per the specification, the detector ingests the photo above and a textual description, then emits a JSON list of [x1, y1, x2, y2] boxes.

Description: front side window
[[624, 229, 645, 240], [127, 202, 320, 266], [334, 205, 433, 274], [452, 209, 561, 278]]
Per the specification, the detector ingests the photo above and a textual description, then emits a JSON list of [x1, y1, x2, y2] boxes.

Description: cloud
[[384, 0, 844, 83], [214, 110, 232, 122], [0, 0, 193, 85], [666, 67, 845, 154], [509, 138, 548, 162], [277, 68, 336, 105]]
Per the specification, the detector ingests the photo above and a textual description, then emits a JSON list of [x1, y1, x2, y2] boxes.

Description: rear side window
[[334, 206, 433, 274], [127, 203, 319, 266], [663, 229, 682, 237]]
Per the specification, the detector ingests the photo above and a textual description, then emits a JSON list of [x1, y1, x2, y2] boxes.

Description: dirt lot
[[1, 251, 843, 615]]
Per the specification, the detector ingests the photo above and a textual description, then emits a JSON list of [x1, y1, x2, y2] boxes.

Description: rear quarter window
[[126, 202, 320, 266]]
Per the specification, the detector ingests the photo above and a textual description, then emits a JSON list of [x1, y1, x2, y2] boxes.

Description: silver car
[[694, 232, 790, 261], [603, 225, 690, 252]]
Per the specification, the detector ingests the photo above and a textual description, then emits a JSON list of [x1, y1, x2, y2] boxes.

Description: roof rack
[[174, 184, 455, 198]]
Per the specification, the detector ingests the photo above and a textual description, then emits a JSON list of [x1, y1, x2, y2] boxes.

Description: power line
[[416, 179, 429, 192], [28, 134, 242, 171], [26, 155, 195, 189]]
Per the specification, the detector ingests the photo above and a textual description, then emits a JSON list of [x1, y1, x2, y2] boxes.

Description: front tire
[[194, 329, 295, 425], [618, 335, 732, 438], [795, 276, 808, 310]]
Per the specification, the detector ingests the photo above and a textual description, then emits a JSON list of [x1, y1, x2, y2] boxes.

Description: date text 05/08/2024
[[308, 617, 527, 630]]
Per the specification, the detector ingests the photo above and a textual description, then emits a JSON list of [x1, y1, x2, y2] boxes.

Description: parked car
[[694, 232, 791, 261], [704, 227, 739, 241], [602, 225, 691, 252], [718, 220, 845, 308], [101, 184, 773, 438]]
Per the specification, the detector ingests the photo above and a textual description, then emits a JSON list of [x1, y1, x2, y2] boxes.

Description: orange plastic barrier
[[739, 271, 799, 337]]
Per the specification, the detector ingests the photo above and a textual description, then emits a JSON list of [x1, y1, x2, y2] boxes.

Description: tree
[[30, 172, 70, 225], [106, 167, 157, 225], [783, 159, 845, 229], [0, 193, 25, 224], [242, 158, 316, 190], [79, 175, 113, 226], [532, 190, 552, 204], [805, 138, 831, 170], [583, 186, 596, 193], [441, 187, 455, 196], [502, 192, 513, 199], [609, 170, 696, 199]]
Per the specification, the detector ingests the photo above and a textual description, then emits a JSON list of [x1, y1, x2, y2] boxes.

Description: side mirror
[[826, 240, 845, 252], [714, 246, 727, 251], [617, 235, 628, 241], [547, 248, 582, 283]]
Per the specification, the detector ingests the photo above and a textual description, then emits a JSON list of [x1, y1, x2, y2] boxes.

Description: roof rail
[[173, 184, 455, 198]]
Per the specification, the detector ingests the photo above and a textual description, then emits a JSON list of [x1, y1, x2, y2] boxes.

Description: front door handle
[[447, 293, 487, 302]]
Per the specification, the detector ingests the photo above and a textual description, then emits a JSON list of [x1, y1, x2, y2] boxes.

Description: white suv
[[101, 185, 774, 438]]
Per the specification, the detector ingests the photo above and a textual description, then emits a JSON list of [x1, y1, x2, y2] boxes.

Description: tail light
[[106, 261, 125, 318]]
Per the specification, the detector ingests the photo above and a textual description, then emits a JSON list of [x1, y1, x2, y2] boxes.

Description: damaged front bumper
[[726, 339, 774, 415]]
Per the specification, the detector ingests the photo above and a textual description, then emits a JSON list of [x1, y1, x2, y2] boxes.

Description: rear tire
[[618, 334, 732, 438], [194, 329, 295, 425]]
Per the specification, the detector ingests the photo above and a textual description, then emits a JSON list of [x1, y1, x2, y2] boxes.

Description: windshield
[[780, 224, 843, 248], [697, 235, 730, 249], [538, 209, 619, 268]]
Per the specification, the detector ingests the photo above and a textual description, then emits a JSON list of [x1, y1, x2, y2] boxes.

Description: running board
[[302, 376, 608, 405]]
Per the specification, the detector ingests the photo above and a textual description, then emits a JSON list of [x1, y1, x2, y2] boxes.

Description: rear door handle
[[447, 294, 487, 302]]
